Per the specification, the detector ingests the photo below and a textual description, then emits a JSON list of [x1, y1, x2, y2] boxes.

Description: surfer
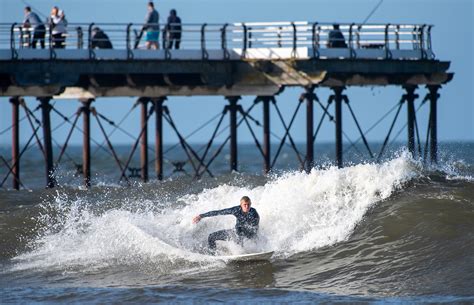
[[192, 196, 259, 254]]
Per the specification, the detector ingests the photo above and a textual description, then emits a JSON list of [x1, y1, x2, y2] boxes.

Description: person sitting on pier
[[144, 1, 160, 49], [48, 7, 68, 49], [192, 196, 260, 255], [23, 6, 46, 49], [327, 24, 347, 48], [91, 27, 113, 49], [165, 9, 182, 49]]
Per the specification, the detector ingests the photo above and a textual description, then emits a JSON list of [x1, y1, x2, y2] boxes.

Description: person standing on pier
[[327, 24, 347, 48], [144, 1, 160, 49], [193, 196, 260, 254], [23, 6, 46, 49], [48, 7, 68, 48], [165, 9, 182, 49]]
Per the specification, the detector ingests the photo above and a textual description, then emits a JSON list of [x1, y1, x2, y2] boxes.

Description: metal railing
[[0, 21, 434, 60]]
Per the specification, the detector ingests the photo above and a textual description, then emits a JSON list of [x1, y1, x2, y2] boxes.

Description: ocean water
[[0, 142, 473, 303]]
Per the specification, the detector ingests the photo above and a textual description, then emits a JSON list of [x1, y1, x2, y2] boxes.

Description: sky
[[0, 0, 473, 146]]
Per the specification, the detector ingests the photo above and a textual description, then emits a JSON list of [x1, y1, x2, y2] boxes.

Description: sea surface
[[0, 142, 473, 304]]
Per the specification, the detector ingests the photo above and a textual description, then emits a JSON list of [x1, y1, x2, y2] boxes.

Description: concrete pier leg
[[404, 86, 418, 155], [80, 99, 93, 188], [262, 97, 271, 173], [226, 96, 241, 172], [154, 97, 165, 180], [139, 97, 149, 183], [305, 88, 314, 173], [333, 87, 344, 168], [428, 85, 440, 163], [38, 97, 55, 188], [10, 97, 20, 190]]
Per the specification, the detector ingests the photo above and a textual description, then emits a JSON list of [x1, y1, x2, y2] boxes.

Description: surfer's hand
[[192, 215, 201, 224]]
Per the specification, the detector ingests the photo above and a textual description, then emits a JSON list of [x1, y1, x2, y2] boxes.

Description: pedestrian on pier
[[144, 1, 160, 49], [165, 9, 182, 49], [23, 6, 46, 49], [327, 24, 347, 48], [48, 7, 68, 48]]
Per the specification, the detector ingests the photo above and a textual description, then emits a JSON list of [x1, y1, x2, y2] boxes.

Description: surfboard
[[217, 251, 274, 262]]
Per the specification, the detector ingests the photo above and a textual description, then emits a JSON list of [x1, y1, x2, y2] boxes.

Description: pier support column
[[38, 97, 55, 188], [333, 87, 344, 168], [262, 97, 271, 173], [10, 97, 20, 190], [139, 97, 149, 183], [404, 86, 418, 156], [226, 96, 241, 172], [154, 97, 166, 180], [427, 85, 440, 163], [80, 99, 93, 188], [300, 86, 316, 173]]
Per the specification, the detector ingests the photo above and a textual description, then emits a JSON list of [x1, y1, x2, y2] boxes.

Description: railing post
[[38, 97, 55, 188], [242, 23, 248, 57], [312, 22, 319, 58], [385, 23, 391, 59], [80, 98, 93, 187], [291, 22, 297, 57], [201, 23, 208, 60], [10, 97, 20, 190], [226, 96, 241, 172]]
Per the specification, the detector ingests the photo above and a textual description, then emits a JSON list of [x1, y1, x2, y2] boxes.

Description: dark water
[[0, 142, 473, 303]]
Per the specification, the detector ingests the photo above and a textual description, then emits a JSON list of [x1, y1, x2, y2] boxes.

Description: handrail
[[1, 21, 436, 61]]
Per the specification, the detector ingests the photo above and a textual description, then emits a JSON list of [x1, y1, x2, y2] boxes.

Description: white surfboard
[[217, 251, 274, 262]]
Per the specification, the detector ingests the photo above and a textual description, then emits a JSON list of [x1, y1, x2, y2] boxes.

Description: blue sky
[[0, 0, 472, 146]]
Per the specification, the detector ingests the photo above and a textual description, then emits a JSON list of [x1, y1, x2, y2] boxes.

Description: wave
[[6, 152, 424, 275]]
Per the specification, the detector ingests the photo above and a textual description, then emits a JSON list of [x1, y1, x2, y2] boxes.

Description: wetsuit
[[200, 206, 259, 251]]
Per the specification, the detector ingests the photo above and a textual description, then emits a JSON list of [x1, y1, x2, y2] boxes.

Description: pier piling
[[333, 87, 344, 168], [10, 97, 20, 190], [38, 97, 55, 188], [226, 96, 240, 172], [154, 97, 165, 180], [80, 99, 93, 187], [428, 85, 440, 163], [139, 97, 149, 183]]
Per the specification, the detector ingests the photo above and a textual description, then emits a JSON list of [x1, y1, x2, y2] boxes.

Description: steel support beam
[[139, 97, 149, 183], [299, 87, 317, 173], [226, 96, 241, 172], [428, 85, 440, 163], [38, 97, 55, 188], [333, 87, 344, 168], [80, 99, 93, 187], [262, 97, 271, 173], [10, 97, 20, 190], [154, 97, 166, 180], [404, 86, 418, 155]]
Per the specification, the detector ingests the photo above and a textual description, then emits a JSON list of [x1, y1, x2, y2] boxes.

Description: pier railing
[[0, 21, 434, 60]]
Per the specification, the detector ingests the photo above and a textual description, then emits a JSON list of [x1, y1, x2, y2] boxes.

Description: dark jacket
[[91, 28, 113, 49], [200, 206, 260, 238], [166, 15, 182, 38], [327, 29, 347, 48]]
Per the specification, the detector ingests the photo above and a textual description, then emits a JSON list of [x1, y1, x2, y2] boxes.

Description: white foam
[[11, 153, 420, 274]]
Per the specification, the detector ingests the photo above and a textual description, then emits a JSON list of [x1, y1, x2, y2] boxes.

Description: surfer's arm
[[192, 207, 237, 224]]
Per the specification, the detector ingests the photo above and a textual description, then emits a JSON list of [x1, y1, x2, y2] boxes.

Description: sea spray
[[11, 153, 420, 274]]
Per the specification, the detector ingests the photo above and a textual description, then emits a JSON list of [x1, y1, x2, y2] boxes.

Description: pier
[[0, 21, 453, 189]]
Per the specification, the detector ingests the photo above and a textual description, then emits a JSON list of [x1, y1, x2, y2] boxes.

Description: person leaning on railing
[[48, 6, 68, 48], [327, 24, 347, 48], [165, 9, 182, 49], [23, 6, 46, 49]]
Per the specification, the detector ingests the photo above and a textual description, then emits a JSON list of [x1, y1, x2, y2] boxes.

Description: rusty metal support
[[427, 85, 440, 163], [154, 97, 166, 180], [226, 96, 241, 172], [10, 97, 20, 190], [404, 85, 418, 155], [299, 86, 316, 173], [333, 87, 344, 168], [139, 97, 149, 183], [262, 96, 271, 173], [80, 99, 93, 187], [38, 97, 55, 188]]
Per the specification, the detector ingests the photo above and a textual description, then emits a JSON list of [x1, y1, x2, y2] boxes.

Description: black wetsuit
[[200, 206, 259, 251]]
